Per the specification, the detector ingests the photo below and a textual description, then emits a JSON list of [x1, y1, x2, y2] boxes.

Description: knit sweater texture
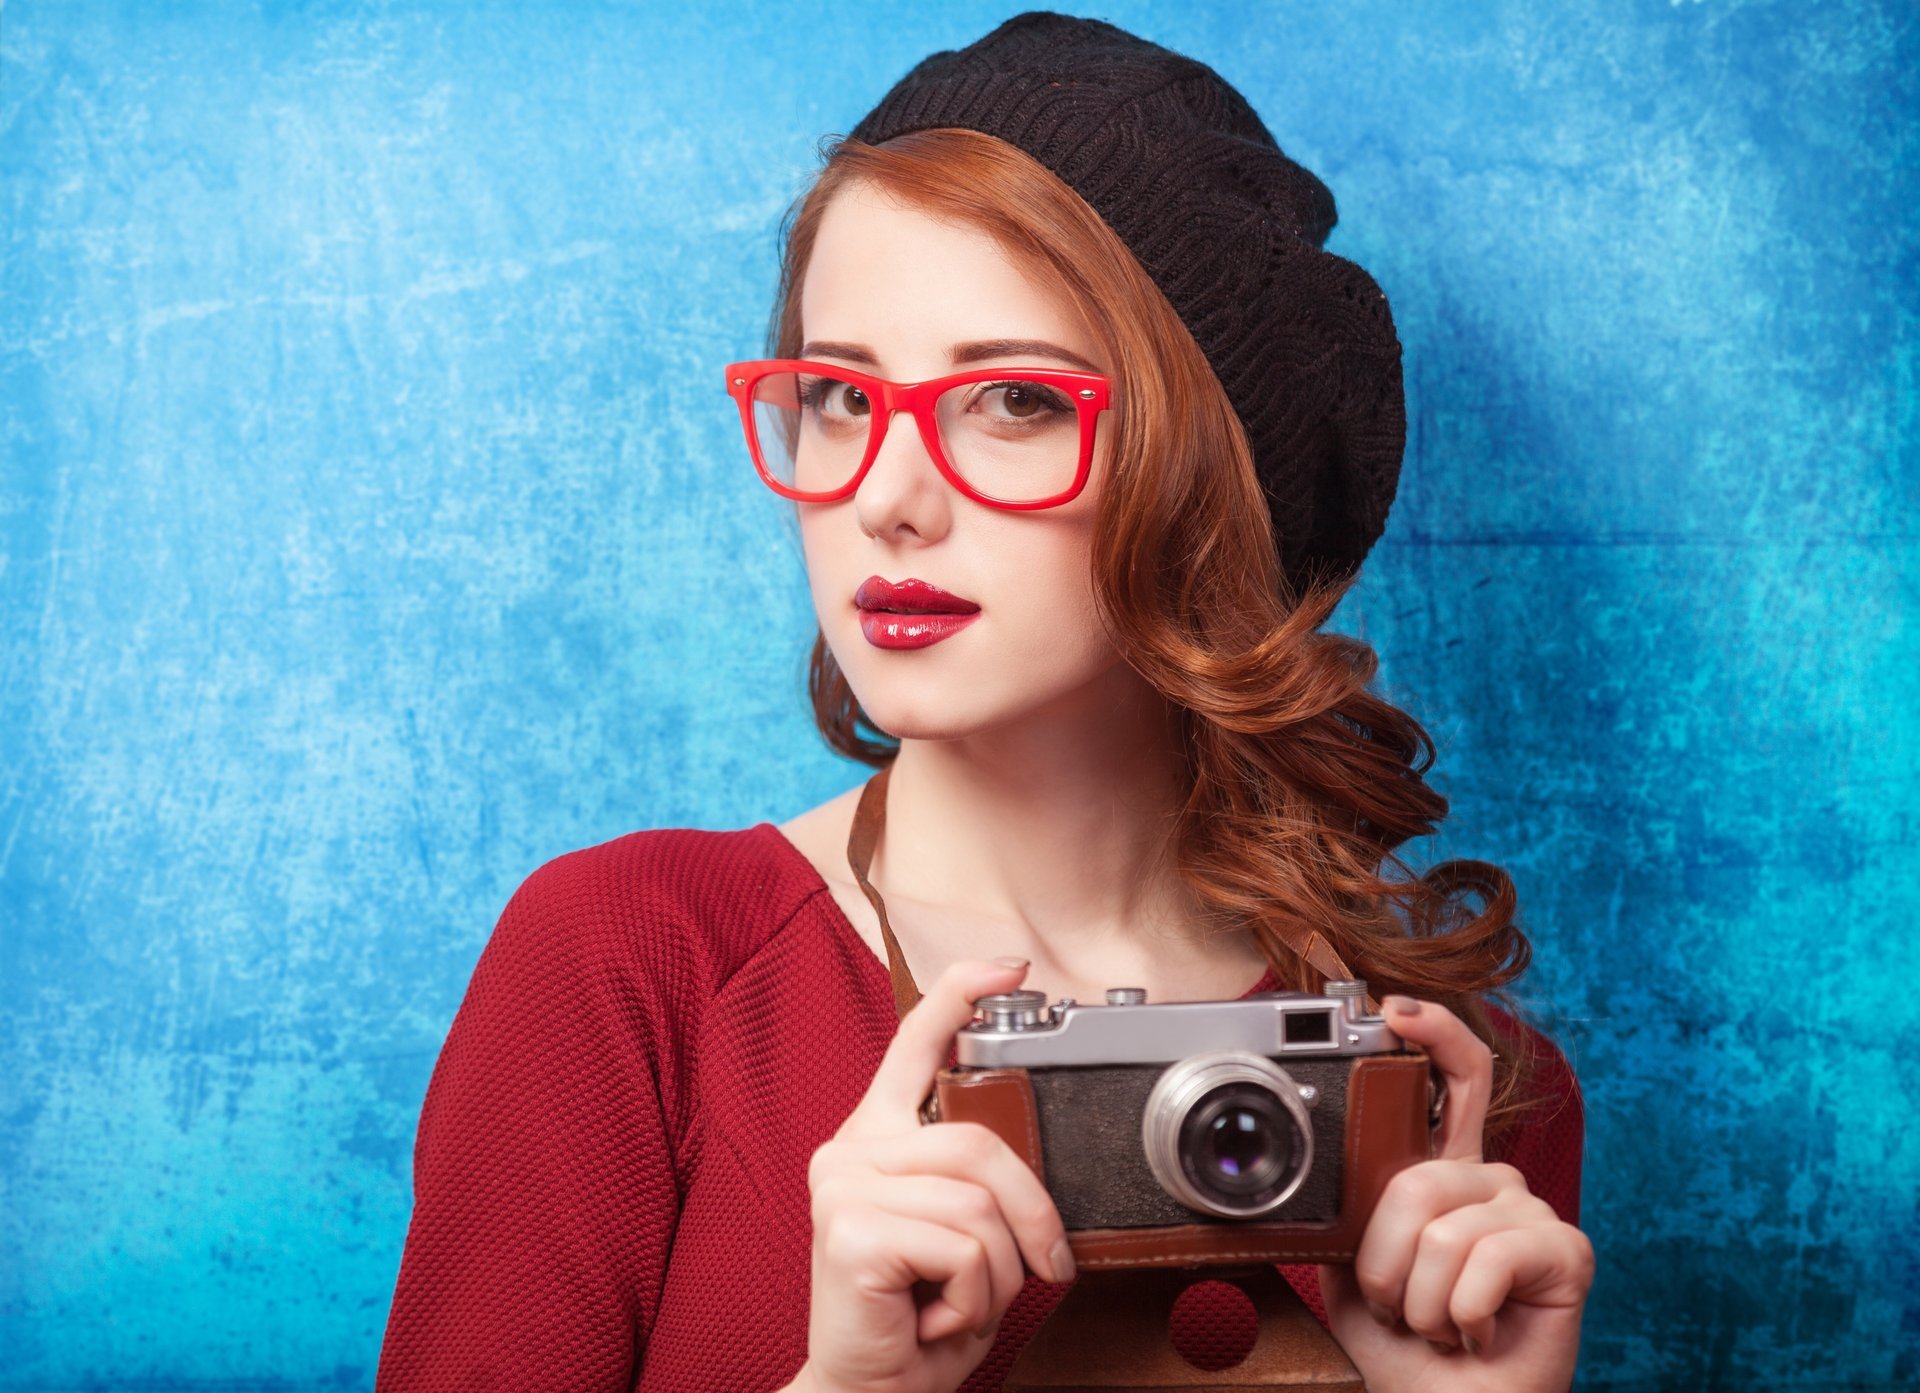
[[376, 822, 1584, 1391]]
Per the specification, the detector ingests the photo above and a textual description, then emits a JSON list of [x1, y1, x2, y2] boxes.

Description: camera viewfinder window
[[1283, 1010, 1334, 1046]]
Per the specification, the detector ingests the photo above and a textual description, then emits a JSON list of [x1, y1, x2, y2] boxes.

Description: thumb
[[848, 956, 1031, 1127]]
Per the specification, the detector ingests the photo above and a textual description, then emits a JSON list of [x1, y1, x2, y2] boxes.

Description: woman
[[378, 13, 1592, 1393]]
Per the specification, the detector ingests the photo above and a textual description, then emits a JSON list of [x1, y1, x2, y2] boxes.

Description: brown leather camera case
[[930, 1053, 1431, 1269]]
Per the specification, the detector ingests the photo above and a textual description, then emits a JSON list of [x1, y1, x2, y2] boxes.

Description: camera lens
[[1179, 1082, 1300, 1206], [1142, 1051, 1316, 1219]]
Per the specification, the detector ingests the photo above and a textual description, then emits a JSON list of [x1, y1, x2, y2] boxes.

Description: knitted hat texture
[[846, 10, 1406, 592]]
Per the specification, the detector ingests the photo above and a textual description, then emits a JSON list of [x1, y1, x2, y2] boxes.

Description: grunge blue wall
[[2, 2, 1913, 1388]]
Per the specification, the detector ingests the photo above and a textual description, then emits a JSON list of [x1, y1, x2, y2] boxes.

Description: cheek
[[986, 522, 1110, 663], [796, 512, 842, 603]]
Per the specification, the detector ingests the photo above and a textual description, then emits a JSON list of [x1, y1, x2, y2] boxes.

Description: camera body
[[925, 980, 1437, 1270]]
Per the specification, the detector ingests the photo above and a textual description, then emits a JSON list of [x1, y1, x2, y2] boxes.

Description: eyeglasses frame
[[724, 358, 1113, 511]]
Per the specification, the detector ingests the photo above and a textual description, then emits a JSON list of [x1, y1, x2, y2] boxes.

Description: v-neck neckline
[[752, 821, 1282, 1003]]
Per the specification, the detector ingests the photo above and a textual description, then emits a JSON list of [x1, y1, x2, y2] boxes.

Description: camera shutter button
[[1105, 987, 1148, 1005]]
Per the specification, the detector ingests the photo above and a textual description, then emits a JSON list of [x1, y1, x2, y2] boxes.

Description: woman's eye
[[982, 381, 1068, 419], [802, 379, 870, 417]]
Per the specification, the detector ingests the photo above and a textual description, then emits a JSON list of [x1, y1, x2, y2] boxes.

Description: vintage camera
[[924, 980, 1439, 1269]]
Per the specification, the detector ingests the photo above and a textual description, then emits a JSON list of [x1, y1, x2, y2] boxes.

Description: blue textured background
[[2, 2, 1914, 1388]]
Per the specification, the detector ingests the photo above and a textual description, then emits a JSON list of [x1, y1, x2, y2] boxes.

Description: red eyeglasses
[[724, 359, 1113, 510]]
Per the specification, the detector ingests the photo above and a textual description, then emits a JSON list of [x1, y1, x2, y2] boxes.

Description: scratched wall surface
[[1, 1, 1912, 1388]]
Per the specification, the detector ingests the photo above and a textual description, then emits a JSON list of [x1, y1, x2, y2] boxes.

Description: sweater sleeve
[[1484, 1005, 1585, 1228], [376, 852, 683, 1392]]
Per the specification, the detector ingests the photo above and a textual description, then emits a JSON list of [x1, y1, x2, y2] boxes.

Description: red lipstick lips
[[855, 576, 982, 650], [855, 577, 980, 614]]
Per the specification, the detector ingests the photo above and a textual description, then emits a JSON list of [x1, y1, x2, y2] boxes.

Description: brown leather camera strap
[[847, 761, 924, 1021], [845, 761, 1365, 1023]]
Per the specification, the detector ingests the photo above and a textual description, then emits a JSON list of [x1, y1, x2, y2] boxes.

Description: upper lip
[[855, 576, 981, 614]]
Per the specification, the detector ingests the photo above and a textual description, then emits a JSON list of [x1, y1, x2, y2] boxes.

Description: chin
[[843, 683, 998, 744], [843, 659, 1108, 747]]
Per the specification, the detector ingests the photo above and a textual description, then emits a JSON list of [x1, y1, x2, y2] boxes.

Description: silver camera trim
[[1141, 1050, 1316, 1218], [953, 983, 1399, 1069]]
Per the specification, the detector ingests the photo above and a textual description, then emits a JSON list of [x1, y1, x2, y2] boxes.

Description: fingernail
[[1461, 1332, 1481, 1356], [1048, 1237, 1076, 1283], [993, 955, 1030, 970], [1383, 995, 1420, 1016], [1427, 1338, 1455, 1354], [1365, 1300, 1394, 1327]]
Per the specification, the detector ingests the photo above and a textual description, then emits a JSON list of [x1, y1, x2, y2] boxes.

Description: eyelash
[[796, 378, 1071, 412], [975, 380, 1071, 413], [795, 377, 850, 410]]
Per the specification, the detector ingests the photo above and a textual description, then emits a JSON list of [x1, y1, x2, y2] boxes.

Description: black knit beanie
[[846, 10, 1405, 594]]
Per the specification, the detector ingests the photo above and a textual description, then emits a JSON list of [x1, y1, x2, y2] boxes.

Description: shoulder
[[479, 822, 827, 1014], [1484, 1001, 1584, 1118], [1483, 1000, 1586, 1226], [773, 782, 865, 892]]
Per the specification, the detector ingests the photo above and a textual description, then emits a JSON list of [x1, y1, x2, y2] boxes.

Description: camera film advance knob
[[1324, 979, 1372, 1044]]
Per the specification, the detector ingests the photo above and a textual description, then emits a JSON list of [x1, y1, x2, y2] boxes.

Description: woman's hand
[[1318, 995, 1594, 1393], [796, 957, 1075, 1393]]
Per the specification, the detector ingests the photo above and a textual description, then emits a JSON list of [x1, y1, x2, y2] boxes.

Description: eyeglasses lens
[[749, 371, 1083, 502]]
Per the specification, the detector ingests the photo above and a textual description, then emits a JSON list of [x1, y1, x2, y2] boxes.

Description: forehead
[[800, 179, 1094, 354]]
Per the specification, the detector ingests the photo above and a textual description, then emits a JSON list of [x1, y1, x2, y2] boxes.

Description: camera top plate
[[955, 986, 1406, 1069]]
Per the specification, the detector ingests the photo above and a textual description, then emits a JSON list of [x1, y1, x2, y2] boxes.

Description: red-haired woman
[[379, 14, 1593, 1393]]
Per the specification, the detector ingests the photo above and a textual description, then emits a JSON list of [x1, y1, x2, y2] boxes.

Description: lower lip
[[858, 608, 982, 649]]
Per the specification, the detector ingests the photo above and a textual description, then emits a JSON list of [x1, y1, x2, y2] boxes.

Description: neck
[[873, 659, 1232, 971]]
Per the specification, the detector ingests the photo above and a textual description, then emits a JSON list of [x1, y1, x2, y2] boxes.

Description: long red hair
[[768, 129, 1541, 1136]]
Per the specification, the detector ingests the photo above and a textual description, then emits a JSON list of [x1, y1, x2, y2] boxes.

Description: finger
[[1449, 1222, 1596, 1353], [847, 958, 1031, 1129], [865, 1122, 1073, 1283], [920, 1292, 999, 1348], [1352, 1160, 1528, 1319], [818, 1204, 994, 1339], [1399, 1195, 1544, 1347], [1379, 996, 1493, 1161], [856, 1173, 1026, 1339]]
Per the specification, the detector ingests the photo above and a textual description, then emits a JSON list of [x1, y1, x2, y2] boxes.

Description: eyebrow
[[800, 338, 1103, 374]]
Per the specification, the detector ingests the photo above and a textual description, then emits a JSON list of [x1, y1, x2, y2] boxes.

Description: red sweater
[[377, 823, 1583, 1392]]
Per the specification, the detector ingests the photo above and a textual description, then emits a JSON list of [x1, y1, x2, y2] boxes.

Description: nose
[[852, 402, 951, 542]]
